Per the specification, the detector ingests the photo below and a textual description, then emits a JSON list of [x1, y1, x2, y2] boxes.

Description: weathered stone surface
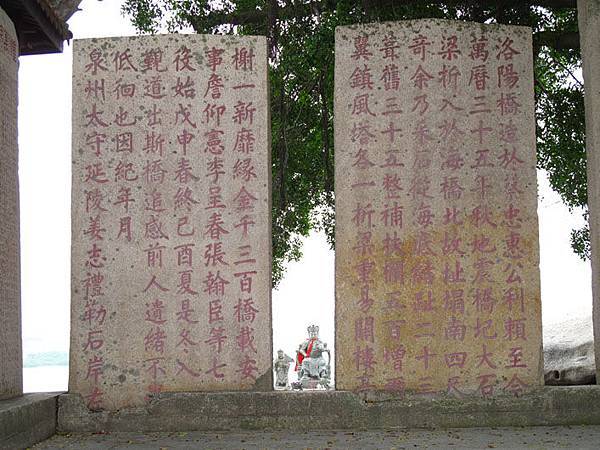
[[335, 20, 542, 395], [71, 34, 272, 411], [0, 6, 22, 401], [544, 316, 596, 385], [31, 425, 600, 449], [0, 393, 58, 449], [57, 387, 600, 432], [577, 0, 600, 385]]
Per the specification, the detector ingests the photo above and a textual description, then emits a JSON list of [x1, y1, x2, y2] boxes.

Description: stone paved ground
[[33, 426, 600, 449]]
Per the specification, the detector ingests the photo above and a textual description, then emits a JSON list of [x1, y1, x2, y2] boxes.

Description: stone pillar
[[578, 0, 600, 383], [0, 6, 22, 400], [335, 19, 542, 396], [70, 35, 272, 410]]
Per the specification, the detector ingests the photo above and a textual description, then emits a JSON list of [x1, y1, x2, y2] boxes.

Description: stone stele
[[0, 5, 21, 401], [335, 19, 542, 396], [71, 34, 271, 410]]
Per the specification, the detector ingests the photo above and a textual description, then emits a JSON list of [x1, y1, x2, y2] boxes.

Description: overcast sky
[[18, 0, 592, 389]]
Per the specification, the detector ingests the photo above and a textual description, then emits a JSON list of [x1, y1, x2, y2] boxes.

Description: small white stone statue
[[294, 324, 331, 389], [273, 349, 294, 389]]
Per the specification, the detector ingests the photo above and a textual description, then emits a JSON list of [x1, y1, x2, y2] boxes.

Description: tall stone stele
[[0, 5, 22, 401], [71, 34, 272, 410], [578, 0, 600, 385], [335, 19, 543, 396]]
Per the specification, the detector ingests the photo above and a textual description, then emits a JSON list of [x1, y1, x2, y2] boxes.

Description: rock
[[544, 315, 596, 385]]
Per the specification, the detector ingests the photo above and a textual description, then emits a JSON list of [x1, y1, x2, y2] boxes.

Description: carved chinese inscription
[[335, 20, 542, 396], [0, 6, 21, 401], [71, 35, 271, 410]]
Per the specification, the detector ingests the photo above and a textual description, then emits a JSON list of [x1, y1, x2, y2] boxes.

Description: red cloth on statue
[[295, 338, 316, 371]]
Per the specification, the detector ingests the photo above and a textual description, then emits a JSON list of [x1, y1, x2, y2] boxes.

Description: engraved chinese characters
[[71, 35, 271, 410], [0, 6, 21, 400], [335, 20, 542, 395]]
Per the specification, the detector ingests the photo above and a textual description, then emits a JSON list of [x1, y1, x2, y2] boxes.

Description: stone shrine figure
[[273, 349, 294, 389], [294, 325, 331, 389]]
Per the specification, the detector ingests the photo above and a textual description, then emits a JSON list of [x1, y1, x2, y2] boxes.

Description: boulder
[[544, 315, 596, 385]]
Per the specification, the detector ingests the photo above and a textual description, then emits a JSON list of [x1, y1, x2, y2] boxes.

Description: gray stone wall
[[0, 5, 22, 401]]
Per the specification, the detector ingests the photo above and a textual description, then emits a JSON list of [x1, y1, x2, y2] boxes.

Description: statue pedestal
[[301, 379, 321, 389], [291, 377, 332, 390]]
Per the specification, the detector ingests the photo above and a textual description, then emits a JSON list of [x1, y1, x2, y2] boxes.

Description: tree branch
[[319, 73, 333, 193], [190, 0, 580, 50], [276, 82, 289, 212], [549, 52, 584, 87], [535, 30, 580, 50], [192, 0, 577, 30]]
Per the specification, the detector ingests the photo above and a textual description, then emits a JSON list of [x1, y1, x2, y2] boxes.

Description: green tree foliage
[[121, 0, 588, 284]]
